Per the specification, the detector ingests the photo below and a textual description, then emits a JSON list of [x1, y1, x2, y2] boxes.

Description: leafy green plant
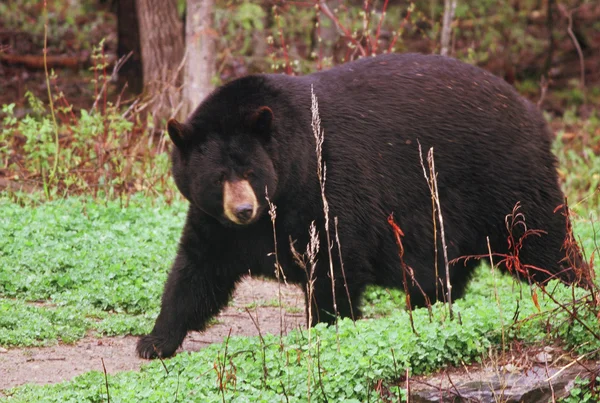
[[0, 0, 114, 52], [1, 189, 599, 402], [362, 285, 405, 318], [554, 110, 600, 210], [0, 195, 186, 346], [559, 376, 600, 403], [4, 273, 599, 402], [1, 88, 173, 199]]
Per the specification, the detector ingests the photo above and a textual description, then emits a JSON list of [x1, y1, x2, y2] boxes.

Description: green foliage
[[1, 191, 599, 400], [559, 376, 600, 403], [4, 273, 599, 402], [0, 300, 88, 346], [2, 93, 55, 179], [0, 195, 186, 346], [554, 110, 600, 210], [0, 0, 113, 52], [1, 89, 174, 199], [362, 285, 405, 318]]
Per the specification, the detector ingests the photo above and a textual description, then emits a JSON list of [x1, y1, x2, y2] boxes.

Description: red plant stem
[[362, 0, 373, 52], [314, 0, 323, 70], [372, 0, 389, 54], [274, 6, 293, 75], [318, 1, 367, 57], [93, 57, 99, 101], [102, 46, 108, 115], [102, 46, 109, 141], [388, 7, 411, 53], [387, 214, 420, 335]]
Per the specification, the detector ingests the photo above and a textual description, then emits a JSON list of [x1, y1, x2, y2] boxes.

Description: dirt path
[[0, 277, 305, 391]]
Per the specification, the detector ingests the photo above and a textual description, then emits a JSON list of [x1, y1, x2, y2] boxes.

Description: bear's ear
[[167, 118, 188, 148], [248, 106, 274, 138]]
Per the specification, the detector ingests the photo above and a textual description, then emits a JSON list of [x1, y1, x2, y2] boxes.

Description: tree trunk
[[440, 0, 457, 56], [117, 0, 143, 94], [135, 0, 185, 121], [183, 0, 216, 117]]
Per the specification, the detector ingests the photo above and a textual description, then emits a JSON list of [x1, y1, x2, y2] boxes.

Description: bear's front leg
[[137, 249, 239, 359]]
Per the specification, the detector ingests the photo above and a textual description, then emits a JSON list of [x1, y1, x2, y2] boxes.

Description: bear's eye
[[242, 169, 254, 179], [214, 173, 225, 186]]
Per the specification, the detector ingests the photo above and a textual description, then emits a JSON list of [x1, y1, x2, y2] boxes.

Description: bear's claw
[[136, 334, 179, 359]]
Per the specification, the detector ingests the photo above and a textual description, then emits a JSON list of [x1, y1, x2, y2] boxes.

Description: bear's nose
[[235, 204, 254, 223]]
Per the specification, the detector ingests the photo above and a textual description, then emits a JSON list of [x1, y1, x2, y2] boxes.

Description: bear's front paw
[[136, 334, 179, 359]]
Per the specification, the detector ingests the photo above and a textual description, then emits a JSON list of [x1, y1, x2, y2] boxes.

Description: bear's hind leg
[[305, 277, 364, 327], [406, 258, 479, 309]]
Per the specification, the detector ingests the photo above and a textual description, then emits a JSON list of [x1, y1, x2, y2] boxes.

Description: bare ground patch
[[0, 277, 305, 390]]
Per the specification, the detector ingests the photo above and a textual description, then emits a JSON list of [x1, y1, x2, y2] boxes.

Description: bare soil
[[0, 277, 306, 391]]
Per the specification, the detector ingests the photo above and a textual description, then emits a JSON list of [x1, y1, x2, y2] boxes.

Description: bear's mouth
[[222, 180, 259, 225]]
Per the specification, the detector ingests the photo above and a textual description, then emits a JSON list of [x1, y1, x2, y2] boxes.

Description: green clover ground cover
[[4, 277, 599, 402], [1, 192, 598, 402], [0, 195, 187, 346]]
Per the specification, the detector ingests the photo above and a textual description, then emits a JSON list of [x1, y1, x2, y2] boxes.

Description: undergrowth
[[1, 193, 599, 401], [3, 270, 598, 401], [559, 376, 600, 403], [1, 1, 599, 399], [0, 195, 186, 346]]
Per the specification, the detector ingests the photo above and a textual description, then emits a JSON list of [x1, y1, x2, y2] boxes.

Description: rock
[[409, 365, 598, 403], [534, 352, 553, 363]]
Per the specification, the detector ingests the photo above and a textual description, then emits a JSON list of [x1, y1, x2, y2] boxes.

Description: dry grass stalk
[[418, 141, 453, 319], [310, 85, 340, 343], [265, 187, 287, 344], [289, 221, 320, 403], [387, 214, 421, 335], [487, 236, 506, 362], [334, 217, 354, 322]]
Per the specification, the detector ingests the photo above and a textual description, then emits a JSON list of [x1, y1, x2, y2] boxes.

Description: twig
[[372, 0, 390, 54], [390, 348, 402, 403], [559, 5, 585, 91], [388, 5, 413, 53], [274, 5, 293, 75], [101, 358, 110, 403], [334, 217, 355, 322], [388, 214, 420, 335], [91, 52, 133, 112], [43, 0, 60, 192], [487, 236, 506, 362], [545, 348, 599, 382], [537, 75, 549, 109], [405, 367, 410, 403], [245, 308, 268, 385], [215, 328, 233, 403], [419, 142, 453, 318], [317, 1, 367, 57], [156, 349, 169, 374], [315, 337, 329, 402]]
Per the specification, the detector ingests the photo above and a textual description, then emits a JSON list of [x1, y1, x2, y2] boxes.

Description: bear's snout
[[223, 180, 259, 225], [234, 204, 254, 223]]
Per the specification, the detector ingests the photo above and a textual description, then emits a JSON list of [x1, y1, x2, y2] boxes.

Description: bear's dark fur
[[137, 53, 588, 359]]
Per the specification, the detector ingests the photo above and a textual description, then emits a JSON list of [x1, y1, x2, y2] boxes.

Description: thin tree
[[183, 0, 216, 116], [440, 0, 457, 56]]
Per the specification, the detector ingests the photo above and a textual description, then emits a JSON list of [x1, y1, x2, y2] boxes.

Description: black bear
[[137, 53, 588, 359]]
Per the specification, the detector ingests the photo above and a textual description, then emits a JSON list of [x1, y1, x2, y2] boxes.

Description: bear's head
[[166, 105, 278, 227]]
